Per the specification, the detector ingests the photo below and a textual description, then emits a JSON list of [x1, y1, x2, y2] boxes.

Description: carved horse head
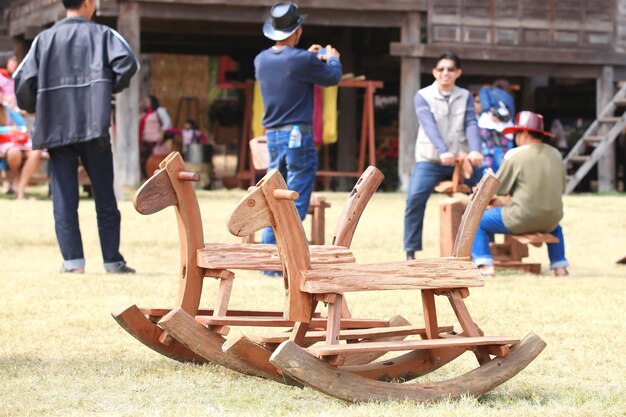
[[228, 169, 314, 323], [133, 152, 204, 313]]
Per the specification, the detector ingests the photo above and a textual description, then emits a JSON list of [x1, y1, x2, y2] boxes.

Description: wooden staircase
[[563, 83, 626, 194]]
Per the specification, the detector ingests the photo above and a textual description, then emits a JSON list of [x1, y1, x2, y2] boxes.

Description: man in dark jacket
[[13, 0, 138, 274]]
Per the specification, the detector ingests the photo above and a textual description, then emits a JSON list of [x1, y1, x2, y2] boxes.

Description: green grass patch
[[1, 187, 625, 416]]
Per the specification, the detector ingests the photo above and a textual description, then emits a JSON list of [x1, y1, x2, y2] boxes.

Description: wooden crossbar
[[139, 308, 298, 318], [197, 243, 355, 271], [249, 325, 455, 344], [196, 316, 391, 329], [307, 336, 519, 357]]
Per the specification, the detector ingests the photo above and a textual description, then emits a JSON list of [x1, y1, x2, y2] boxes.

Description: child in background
[[181, 119, 207, 160], [145, 130, 176, 176]]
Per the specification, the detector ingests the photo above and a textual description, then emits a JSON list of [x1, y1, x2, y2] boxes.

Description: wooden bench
[[440, 199, 559, 274], [1, 150, 92, 195], [222, 169, 545, 403], [491, 233, 559, 274]]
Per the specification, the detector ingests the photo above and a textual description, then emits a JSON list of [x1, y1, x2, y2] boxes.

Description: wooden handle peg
[[273, 189, 299, 200], [177, 171, 200, 182]]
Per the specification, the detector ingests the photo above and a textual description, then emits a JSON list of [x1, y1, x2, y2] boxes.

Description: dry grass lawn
[[0, 186, 625, 416]]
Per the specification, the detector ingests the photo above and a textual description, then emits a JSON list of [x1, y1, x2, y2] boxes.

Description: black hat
[[263, 2, 307, 41]]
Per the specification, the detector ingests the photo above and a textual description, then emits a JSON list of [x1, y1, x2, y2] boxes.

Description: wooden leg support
[[289, 300, 319, 345], [421, 289, 443, 365], [209, 273, 235, 335], [325, 294, 344, 366], [446, 289, 491, 365]]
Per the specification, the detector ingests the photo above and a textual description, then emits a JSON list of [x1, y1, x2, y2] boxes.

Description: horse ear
[[228, 186, 274, 237]]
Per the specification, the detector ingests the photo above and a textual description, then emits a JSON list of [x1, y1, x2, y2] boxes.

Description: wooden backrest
[[332, 166, 384, 248], [452, 173, 500, 258], [229, 170, 314, 323]]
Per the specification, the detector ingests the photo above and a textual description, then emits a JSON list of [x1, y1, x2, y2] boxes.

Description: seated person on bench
[[0, 86, 41, 200], [471, 111, 569, 277]]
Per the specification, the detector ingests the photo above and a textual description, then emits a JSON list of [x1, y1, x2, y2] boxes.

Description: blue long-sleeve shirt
[[414, 92, 481, 154], [0, 106, 27, 133], [254, 46, 342, 128]]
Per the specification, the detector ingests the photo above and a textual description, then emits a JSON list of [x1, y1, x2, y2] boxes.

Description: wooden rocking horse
[[221, 169, 545, 402], [112, 152, 404, 374]]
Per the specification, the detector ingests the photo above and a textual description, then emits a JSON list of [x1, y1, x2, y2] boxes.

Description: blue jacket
[[479, 87, 516, 119], [13, 17, 138, 149]]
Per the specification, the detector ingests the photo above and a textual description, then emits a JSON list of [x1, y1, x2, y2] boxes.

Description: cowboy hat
[[502, 111, 554, 138], [263, 2, 308, 41]]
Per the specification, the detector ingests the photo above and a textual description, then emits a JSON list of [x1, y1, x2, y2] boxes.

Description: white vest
[[415, 83, 471, 163]]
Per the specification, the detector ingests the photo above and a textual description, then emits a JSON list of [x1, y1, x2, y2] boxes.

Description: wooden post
[[115, 2, 141, 190], [597, 65, 616, 192], [439, 198, 466, 257], [399, 12, 421, 191], [336, 28, 357, 191]]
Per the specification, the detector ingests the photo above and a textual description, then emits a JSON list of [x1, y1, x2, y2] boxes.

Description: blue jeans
[[261, 129, 318, 244], [404, 161, 482, 252], [48, 138, 126, 270], [471, 207, 569, 269]]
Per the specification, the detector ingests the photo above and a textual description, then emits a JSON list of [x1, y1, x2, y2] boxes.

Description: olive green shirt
[[496, 143, 565, 234]]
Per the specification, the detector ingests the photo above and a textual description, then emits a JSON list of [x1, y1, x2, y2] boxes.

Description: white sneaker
[[478, 265, 495, 277]]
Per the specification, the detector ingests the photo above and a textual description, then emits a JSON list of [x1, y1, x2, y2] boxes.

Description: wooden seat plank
[[307, 336, 519, 357], [197, 243, 355, 270], [510, 233, 559, 245], [249, 325, 454, 344], [301, 257, 482, 293], [196, 316, 391, 329]]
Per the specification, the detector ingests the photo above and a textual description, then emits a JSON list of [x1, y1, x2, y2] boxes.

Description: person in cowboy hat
[[255, 2, 342, 255], [471, 111, 569, 277]]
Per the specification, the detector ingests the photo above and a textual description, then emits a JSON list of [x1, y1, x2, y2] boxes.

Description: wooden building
[[3, 0, 626, 191]]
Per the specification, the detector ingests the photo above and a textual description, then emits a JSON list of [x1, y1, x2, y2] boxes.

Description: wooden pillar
[[597, 65, 616, 192], [138, 54, 151, 107], [520, 76, 549, 111], [336, 28, 357, 191], [115, 2, 141, 191], [520, 77, 535, 111], [398, 13, 421, 191]]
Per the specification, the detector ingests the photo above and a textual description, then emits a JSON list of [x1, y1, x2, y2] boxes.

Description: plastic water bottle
[[288, 125, 302, 149]]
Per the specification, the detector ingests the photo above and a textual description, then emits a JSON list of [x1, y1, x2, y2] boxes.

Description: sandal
[[478, 265, 495, 277]]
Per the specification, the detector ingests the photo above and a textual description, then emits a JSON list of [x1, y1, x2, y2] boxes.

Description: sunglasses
[[435, 66, 457, 73]]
